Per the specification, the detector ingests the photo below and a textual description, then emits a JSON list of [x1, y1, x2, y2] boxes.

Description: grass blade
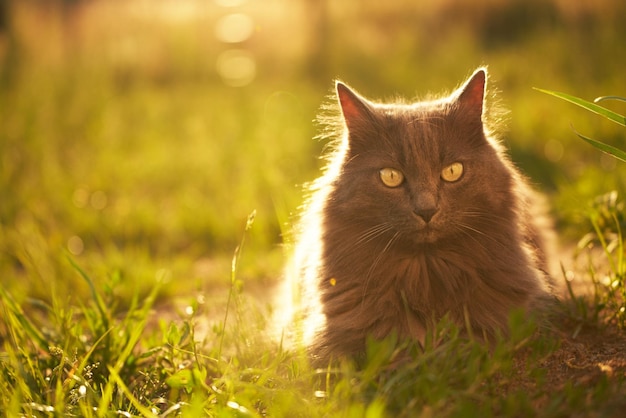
[[0, 286, 48, 350], [98, 318, 148, 414], [107, 366, 159, 418], [595, 96, 626, 104], [573, 128, 626, 163], [67, 256, 110, 331], [534, 88, 626, 127], [218, 210, 256, 361]]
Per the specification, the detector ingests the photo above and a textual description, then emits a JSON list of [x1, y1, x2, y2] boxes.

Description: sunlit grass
[[1, 244, 624, 416], [537, 88, 626, 328]]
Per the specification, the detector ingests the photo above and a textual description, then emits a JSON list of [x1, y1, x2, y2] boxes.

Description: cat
[[280, 68, 555, 364]]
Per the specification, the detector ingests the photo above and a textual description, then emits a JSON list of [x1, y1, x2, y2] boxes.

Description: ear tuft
[[456, 68, 487, 119], [335, 81, 371, 131]]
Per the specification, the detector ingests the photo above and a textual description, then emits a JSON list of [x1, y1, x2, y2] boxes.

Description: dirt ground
[[504, 262, 626, 414], [545, 323, 626, 388], [504, 317, 626, 416]]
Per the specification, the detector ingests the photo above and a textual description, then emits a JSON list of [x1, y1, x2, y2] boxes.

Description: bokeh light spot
[[72, 188, 89, 208], [544, 139, 564, 162], [215, 13, 254, 43], [216, 49, 256, 87], [68, 236, 84, 255], [90, 190, 108, 210], [600, 153, 617, 171]]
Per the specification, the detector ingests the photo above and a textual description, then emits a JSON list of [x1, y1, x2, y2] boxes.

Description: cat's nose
[[414, 207, 438, 223]]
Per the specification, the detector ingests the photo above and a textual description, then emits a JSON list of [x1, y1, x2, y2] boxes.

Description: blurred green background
[[1, 0, 625, 305]]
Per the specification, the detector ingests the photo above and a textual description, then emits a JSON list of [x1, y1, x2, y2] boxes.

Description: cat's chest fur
[[318, 237, 541, 343]]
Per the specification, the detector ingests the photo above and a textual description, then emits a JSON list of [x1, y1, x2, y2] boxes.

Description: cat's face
[[329, 69, 515, 250]]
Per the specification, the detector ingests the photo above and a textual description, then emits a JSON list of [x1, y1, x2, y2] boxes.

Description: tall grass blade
[[98, 319, 148, 414], [67, 256, 110, 331], [572, 128, 626, 163], [0, 286, 48, 350], [218, 210, 256, 361], [594, 96, 626, 104], [534, 88, 626, 127], [107, 366, 159, 418]]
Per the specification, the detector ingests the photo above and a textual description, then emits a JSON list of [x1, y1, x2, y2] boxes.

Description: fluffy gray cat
[[281, 68, 555, 364]]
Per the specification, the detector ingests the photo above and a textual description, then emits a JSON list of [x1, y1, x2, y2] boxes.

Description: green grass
[[1, 245, 625, 417], [2, 0, 626, 416], [536, 87, 626, 327], [535, 88, 626, 163]]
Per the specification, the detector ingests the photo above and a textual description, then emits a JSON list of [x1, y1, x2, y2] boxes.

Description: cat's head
[[327, 68, 518, 249]]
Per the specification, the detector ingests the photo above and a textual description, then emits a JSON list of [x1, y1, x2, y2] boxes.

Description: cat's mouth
[[412, 222, 440, 244]]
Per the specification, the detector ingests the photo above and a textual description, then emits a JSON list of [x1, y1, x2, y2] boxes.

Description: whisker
[[460, 209, 512, 224], [452, 224, 492, 255], [353, 223, 394, 247], [454, 222, 509, 252]]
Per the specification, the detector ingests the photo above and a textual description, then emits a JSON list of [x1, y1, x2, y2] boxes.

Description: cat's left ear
[[336, 81, 373, 133], [455, 68, 486, 122]]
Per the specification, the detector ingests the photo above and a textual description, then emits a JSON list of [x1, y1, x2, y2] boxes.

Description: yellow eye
[[379, 168, 404, 188], [441, 162, 464, 182]]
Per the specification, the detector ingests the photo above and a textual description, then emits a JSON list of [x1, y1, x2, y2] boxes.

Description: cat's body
[[282, 68, 554, 363]]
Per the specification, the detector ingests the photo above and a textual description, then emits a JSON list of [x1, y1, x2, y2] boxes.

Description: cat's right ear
[[336, 81, 372, 133], [455, 68, 486, 122]]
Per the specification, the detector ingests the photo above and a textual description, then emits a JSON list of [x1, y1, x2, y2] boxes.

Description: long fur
[[280, 68, 555, 364]]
